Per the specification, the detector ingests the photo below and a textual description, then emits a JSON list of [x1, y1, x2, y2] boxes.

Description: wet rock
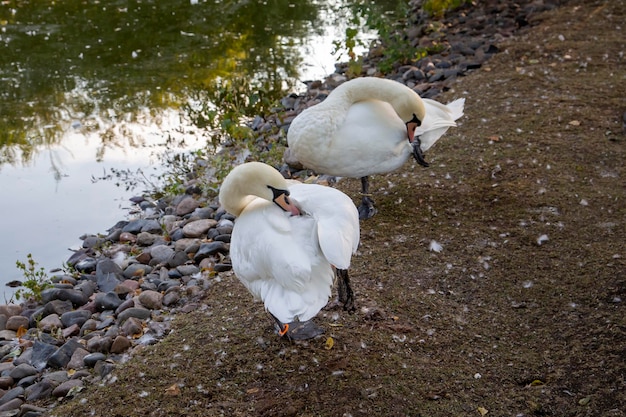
[[182, 219, 217, 238], [6, 315, 29, 331], [150, 245, 174, 264], [116, 307, 151, 323], [52, 379, 84, 398], [60, 310, 92, 328], [47, 338, 81, 369], [138, 290, 163, 310], [9, 363, 38, 380], [96, 259, 124, 293], [30, 341, 58, 371], [24, 380, 54, 402], [83, 352, 107, 368], [38, 314, 62, 333], [193, 241, 228, 262], [94, 292, 123, 311], [175, 196, 200, 216], [110, 335, 131, 353], [0, 398, 23, 412], [67, 348, 90, 370]]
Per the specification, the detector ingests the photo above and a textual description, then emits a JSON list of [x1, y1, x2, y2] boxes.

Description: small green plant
[[14, 254, 53, 302], [422, 0, 468, 18]]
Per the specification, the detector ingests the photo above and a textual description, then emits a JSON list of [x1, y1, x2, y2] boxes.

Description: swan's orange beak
[[273, 193, 301, 216]]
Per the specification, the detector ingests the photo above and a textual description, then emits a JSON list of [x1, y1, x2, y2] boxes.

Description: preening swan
[[218, 162, 360, 339], [287, 77, 464, 219]]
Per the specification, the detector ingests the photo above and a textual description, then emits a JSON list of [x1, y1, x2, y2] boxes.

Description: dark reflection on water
[[0, 0, 322, 163]]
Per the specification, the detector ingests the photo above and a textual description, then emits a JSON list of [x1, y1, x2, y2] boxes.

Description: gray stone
[[47, 338, 81, 369], [30, 341, 58, 371], [138, 290, 163, 310], [121, 219, 148, 234], [52, 379, 84, 397], [83, 352, 107, 367], [117, 307, 151, 323], [150, 245, 174, 264], [175, 196, 199, 216], [9, 363, 38, 380], [43, 299, 74, 316], [96, 259, 124, 292], [168, 250, 189, 268], [182, 219, 217, 238], [176, 264, 199, 276], [86, 335, 113, 354], [140, 219, 162, 234], [40, 288, 89, 306], [94, 292, 123, 311], [0, 386, 24, 406], [136, 231, 159, 246], [38, 313, 63, 332], [193, 241, 228, 262], [123, 263, 152, 279], [67, 348, 90, 370], [60, 310, 92, 328], [0, 398, 23, 412], [121, 317, 143, 337], [24, 380, 54, 402], [5, 315, 29, 331]]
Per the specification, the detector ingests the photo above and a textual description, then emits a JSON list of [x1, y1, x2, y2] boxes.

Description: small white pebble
[[474, 373, 482, 379], [537, 234, 549, 245], [580, 199, 588, 206]]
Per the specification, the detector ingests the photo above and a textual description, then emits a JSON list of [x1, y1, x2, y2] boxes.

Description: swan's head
[[219, 162, 301, 217]]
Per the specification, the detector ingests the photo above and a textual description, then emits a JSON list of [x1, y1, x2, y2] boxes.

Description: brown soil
[[49, 1, 625, 416]]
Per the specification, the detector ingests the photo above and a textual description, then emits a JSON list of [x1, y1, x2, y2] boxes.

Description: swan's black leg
[[336, 268, 355, 312], [358, 176, 377, 220]]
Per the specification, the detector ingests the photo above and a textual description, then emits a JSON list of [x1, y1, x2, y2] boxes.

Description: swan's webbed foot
[[358, 196, 378, 220], [358, 176, 378, 220], [337, 268, 356, 313], [268, 313, 324, 340], [286, 320, 325, 340], [411, 138, 430, 168]]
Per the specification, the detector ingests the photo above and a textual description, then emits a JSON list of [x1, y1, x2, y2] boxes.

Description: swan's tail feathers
[[417, 97, 466, 152], [446, 98, 465, 121]]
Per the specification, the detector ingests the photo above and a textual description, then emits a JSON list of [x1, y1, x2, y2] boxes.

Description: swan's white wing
[[288, 99, 409, 178], [289, 183, 360, 270], [230, 197, 334, 323], [417, 98, 465, 152]]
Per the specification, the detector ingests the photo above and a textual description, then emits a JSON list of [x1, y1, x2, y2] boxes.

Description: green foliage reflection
[[0, 0, 319, 165]]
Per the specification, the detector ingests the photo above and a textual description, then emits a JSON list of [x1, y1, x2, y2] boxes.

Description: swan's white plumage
[[219, 162, 359, 324], [287, 77, 464, 178]]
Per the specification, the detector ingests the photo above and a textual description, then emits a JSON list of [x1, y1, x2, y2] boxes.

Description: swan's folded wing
[[233, 200, 312, 293], [290, 183, 360, 270]]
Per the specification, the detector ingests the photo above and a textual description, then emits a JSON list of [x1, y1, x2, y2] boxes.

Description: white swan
[[218, 162, 360, 339], [287, 76, 464, 219]]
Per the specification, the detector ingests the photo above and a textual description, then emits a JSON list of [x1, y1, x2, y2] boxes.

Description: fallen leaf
[[325, 337, 334, 350], [165, 384, 181, 396], [16, 326, 27, 338], [579, 396, 591, 406], [530, 379, 544, 386], [478, 406, 488, 416], [569, 120, 581, 126]]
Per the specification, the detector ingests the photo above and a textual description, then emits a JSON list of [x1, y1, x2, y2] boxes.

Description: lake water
[[0, 0, 397, 299]]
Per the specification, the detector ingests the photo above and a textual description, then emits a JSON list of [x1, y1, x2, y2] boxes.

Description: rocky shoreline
[[0, 0, 564, 415]]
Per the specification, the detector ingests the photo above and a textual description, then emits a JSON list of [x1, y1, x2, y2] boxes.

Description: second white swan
[[287, 77, 464, 219]]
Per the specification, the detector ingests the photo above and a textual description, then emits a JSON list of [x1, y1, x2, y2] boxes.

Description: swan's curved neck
[[327, 77, 425, 122], [219, 162, 289, 217]]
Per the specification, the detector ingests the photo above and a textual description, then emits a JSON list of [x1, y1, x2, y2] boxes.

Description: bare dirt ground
[[49, 1, 625, 416]]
